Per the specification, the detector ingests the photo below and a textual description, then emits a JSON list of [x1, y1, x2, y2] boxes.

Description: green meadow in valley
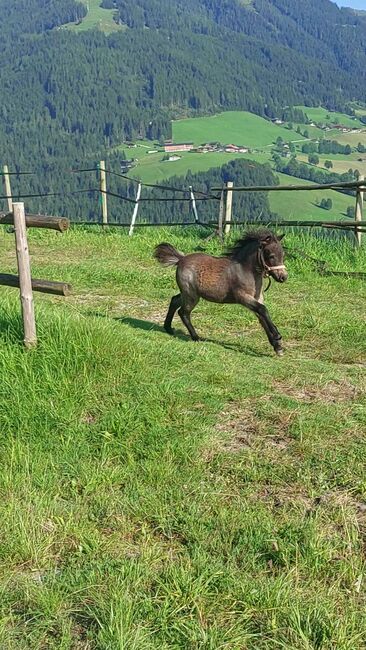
[[0, 224, 365, 648]]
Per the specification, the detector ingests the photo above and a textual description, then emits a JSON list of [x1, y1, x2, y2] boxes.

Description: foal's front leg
[[237, 293, 283, 355]]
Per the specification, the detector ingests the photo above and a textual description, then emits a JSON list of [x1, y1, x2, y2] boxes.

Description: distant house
[[120, 159, 134, 171], [196, 143, 218, 153], [166, 155, 181, 162], [225, 144, 249, 153], [164, 142, 194, 153], [333, 125, 350, 132]]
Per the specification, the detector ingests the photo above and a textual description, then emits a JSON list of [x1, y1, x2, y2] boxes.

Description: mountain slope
[[0, 0, 365, 217]]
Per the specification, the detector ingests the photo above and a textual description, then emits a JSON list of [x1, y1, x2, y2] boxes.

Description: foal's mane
[[224, 229, 276, 261]]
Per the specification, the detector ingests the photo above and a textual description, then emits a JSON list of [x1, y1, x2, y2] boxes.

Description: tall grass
[[0, 226, 365, 648]]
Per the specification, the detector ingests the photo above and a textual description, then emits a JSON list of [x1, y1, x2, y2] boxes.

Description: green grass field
[[129, 151, 245, 184], [270, 172, 353, 221], [336, 131, 366, 148], [173, 112, 307, 148], [297, 154, 366, 178], [296, 106, 364, 129], [0, 225, 365, 648], [64, 0, 124, 34], [112, 109, 366, 223]]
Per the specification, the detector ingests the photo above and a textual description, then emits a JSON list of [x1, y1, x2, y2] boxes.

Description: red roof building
[[164, 142, 194, 153]]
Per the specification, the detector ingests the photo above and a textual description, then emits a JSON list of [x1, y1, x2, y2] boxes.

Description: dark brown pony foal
[[154, 230, 288, 355]]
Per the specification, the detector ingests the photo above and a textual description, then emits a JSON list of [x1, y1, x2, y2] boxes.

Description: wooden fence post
[[99, 160, 108, 225], [189, 185, 199, 223], [224, 181, 234, 235], [12, 202, 37, 348], [218, 187, 225, 242], [355, 174, 364, 247], [3, 165, 13, 213], [129, 182, 142, 236]]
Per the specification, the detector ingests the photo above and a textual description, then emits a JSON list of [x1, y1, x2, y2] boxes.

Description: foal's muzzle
[[269, 265, 288, 283]]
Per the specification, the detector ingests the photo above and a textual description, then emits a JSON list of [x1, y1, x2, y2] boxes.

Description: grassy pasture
[[336, 130, 366, 148], [297, 154, 366, 178], [129, 150, 245, 184], [64, 0, 124, 34], [173, 112, 307, 148], [270, 172, 353, 220], [296, 106, 364, 129], [0, 225, 365, 648], [111, 109, 365, 223]]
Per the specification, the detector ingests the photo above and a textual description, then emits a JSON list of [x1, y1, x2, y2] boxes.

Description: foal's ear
[[277, 233, 285, 241]]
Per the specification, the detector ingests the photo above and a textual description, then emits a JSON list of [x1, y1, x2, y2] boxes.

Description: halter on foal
[[154, 230, 288, 355]]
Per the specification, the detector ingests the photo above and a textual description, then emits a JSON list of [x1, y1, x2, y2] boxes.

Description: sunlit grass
[[0, 226, 365, 648]]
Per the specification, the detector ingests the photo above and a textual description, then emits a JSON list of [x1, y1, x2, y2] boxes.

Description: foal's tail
[[154, 242, 184, 267]]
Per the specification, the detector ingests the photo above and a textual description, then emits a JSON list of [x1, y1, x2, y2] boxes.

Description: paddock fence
[[0, 162, 365, 246], [0, 162, 365, 346]]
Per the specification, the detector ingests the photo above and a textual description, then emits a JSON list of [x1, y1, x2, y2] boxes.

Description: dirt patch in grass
[[253, 486, 366, 528], [254, 484, 313, 511], [314, 490, 366, 525], [213, 400, 294, 454], [216, 406, 258, 452], [273, 378, 361, 404]]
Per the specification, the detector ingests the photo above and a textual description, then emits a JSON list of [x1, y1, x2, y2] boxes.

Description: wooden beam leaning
[[0, 212, 69, 232], [0, 274, 72, 296], [12, 202, 37, 348]]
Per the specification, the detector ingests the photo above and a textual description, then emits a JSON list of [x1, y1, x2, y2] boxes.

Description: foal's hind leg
[[164, 294, 182, 334], [178, 297, 200, 341]]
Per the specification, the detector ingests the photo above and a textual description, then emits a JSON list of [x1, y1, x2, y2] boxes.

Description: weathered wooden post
[[224, 181, 234, 235], [3, 165, 13, 213], [355, 175, 364, 247], [218, 186, 225, 242], [12, 202, 37, 348], [129, 182, 142, 236], [189, 185, 199, 223], [99, 160, 108, 225]]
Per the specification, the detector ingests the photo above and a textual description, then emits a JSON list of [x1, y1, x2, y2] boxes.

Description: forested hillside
[[1, 0, 366, 219]]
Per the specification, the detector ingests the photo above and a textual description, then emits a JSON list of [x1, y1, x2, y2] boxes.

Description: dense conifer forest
[[1, 0, 366, 220]]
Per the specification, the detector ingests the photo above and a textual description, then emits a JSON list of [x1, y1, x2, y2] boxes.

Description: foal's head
[[226, 230, 288, 283], [258, 231, 288, 283]]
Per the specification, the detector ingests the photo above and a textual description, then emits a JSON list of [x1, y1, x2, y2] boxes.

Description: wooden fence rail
[[1, 162, 365, 245], [211, 178, 365, 246], [0, 212, 69, 232]]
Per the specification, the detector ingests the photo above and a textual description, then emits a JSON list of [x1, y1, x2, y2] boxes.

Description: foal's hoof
[[192, 335, 201, 342], [275, 347, 284, 357], [164, 326, 174, 336]]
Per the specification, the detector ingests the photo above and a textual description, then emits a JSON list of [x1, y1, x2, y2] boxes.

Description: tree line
[[1, 0, 366, 220]]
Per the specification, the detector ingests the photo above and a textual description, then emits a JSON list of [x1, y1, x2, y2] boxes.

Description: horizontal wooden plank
[[0, 274, 72, 296]]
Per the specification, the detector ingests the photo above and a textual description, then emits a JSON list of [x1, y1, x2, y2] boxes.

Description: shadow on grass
[[119, 316, 269, 358]]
